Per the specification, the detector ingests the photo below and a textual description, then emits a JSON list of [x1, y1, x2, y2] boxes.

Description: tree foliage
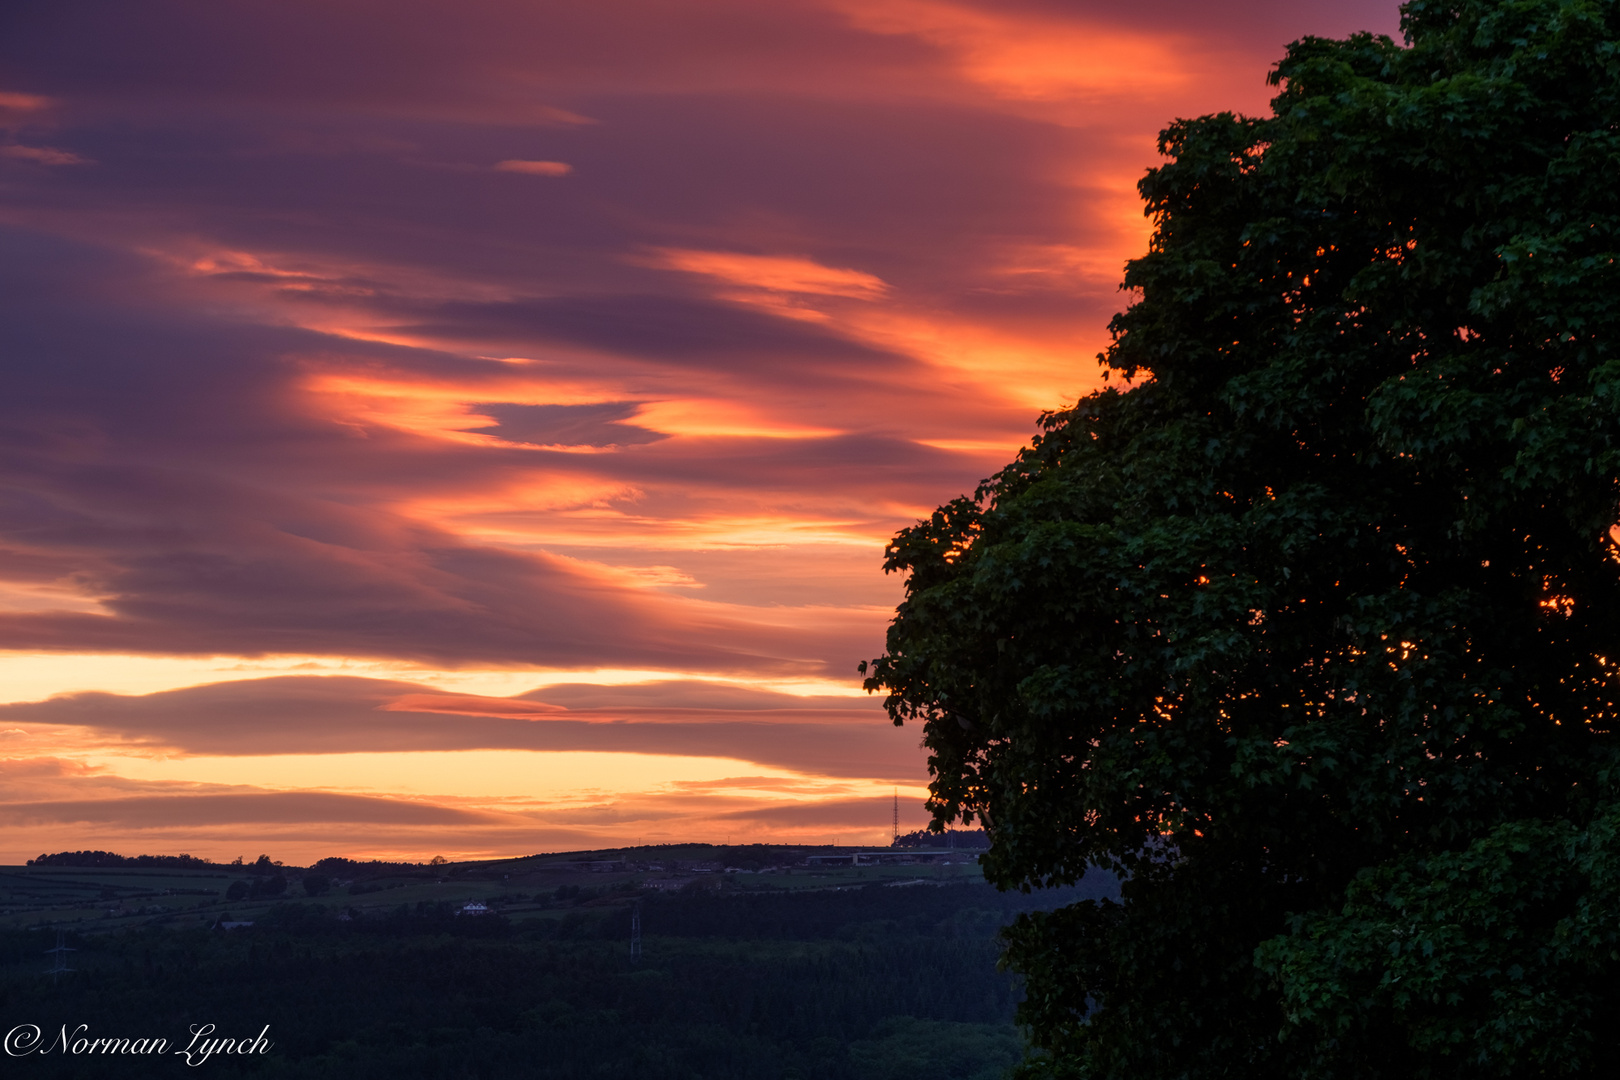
[[862, 2, 1620, 1075]]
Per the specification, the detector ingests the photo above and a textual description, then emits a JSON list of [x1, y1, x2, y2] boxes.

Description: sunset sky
[[0, 0, 1399, 863]]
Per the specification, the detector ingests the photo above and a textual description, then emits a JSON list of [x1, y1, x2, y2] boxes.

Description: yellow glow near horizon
[[0, 652, 871, 706], [81, 749, 819, 801], [449, 510, 895, 551]]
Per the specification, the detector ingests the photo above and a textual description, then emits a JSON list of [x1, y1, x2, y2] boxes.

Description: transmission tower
[[630, 901, 642, 964], [892, 788, 899, 845], [44, 929, 75, 982]]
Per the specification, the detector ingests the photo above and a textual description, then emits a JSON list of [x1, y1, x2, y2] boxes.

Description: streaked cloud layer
[[0, 0, 1398, 861]]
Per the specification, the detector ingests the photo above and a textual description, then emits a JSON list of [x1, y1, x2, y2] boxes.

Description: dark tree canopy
[[863, 2, 1620, 1076]]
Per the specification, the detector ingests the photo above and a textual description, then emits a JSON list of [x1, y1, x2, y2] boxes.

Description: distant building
[[458, 901, 491, 916]]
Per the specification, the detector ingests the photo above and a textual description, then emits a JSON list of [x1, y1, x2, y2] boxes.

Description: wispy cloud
[[0, 91, 51, 112], [649, 248, 890, 300], [494, 159, 573, 176], [1, 144, 89, 165]]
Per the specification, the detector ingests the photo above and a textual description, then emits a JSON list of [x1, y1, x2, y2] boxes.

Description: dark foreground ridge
[[0, 845, 1119, 1079]]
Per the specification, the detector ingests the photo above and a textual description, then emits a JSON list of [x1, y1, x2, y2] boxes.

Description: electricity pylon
[[45, 929, 75, 981]]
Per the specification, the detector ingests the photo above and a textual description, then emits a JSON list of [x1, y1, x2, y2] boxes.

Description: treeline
[[891, 829, 989, 849], [26, 851, 219, 868], [309, 856, 430, 875]]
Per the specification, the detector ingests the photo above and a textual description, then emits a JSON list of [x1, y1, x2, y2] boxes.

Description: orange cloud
[[648, 248, 890, 301], [833, 0, 1191, 103], [494, 159, 573, 176]]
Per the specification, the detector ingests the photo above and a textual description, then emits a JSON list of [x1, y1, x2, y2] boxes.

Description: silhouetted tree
[[864, 3, 1620, 1076]]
